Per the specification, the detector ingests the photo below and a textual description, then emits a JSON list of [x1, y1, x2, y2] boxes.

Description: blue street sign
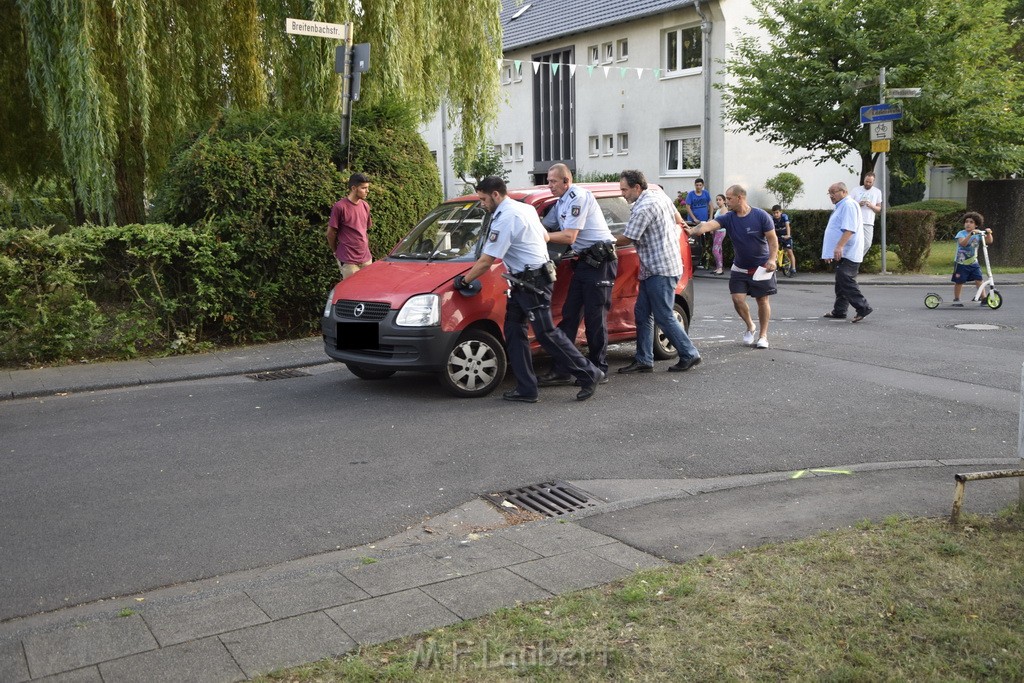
[[860, 103, 903, 124]]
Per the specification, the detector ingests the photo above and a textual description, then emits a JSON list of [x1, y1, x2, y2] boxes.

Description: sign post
[[286, 18, 358, 151]]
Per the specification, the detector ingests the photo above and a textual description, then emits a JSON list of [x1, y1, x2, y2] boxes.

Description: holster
[[582, 242, 617, 268]]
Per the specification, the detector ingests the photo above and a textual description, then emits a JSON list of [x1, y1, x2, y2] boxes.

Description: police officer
[[537, 164, 618, 387], [456, 176, 602, 403]]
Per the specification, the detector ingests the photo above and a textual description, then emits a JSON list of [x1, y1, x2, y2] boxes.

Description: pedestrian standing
[[326, 173, 373, 279], [455, 176, 602, 402], [614, 170, 701, 374], [855, 172, 882, 257], [538, 164, 618, 386], [688, 185, 778, 349], [950, 212, 994, 306], [821, 182, 872, 322], [710, 193, 727, 275], [684, 178, 713, 270]]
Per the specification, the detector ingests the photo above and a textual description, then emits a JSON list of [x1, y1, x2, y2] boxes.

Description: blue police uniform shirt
[[483, 196, 550, 274], [542, 185, 614, 252]]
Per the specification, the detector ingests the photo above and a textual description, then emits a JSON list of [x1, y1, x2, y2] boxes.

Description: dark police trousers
[[832, 258, 870, 317], [550, 257, 618, 375], [505, 282, 601, 398]]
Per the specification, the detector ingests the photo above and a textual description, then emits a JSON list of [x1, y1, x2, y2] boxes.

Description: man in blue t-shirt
[[684, 178, 712, 223], [688, 185, 778, 349]]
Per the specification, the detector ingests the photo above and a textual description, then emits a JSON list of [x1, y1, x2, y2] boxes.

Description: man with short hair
[[538, 163, 618, 387], [684, 178, 712, 224], [822, 182, 872, 322], [456, 176, 602, 403], [327, 173, 373, 278], [689, 185, 778, 349], [855, 172, 882, 257], [614, 170, 701, 374]]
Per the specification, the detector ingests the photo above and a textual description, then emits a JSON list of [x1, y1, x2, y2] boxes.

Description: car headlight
[[396, 294, 440, 327], [323, 285, 337, 317]]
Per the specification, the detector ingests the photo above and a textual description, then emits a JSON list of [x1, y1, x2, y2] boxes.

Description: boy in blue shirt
[[951, 212, 994, 306], [771, 205, 796, 276]]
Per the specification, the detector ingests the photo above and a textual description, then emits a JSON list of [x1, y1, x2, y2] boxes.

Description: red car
[[321, 183, 694, 397]]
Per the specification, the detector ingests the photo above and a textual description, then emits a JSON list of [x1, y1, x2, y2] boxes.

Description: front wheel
[[924, 293, 941, 309], [439, 329, 507, 398], [346, 363, 396, 380], [986, 290, 1003, 310], [653, 302, 691, 361]]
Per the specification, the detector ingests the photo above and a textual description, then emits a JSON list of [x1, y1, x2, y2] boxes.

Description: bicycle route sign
[[859, 103, 903, 125]]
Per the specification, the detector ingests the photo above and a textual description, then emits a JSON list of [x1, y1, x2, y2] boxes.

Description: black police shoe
[[668, 355, 702, 372], [574, 371, 608, 386], [502, 390, 539, 403], [618, 361, 654, 374], [576, 382, 597, 401], [537, 372, 573, 387]]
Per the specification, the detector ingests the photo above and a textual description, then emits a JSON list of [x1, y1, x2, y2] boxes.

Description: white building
[[421, 0, 867, 209]]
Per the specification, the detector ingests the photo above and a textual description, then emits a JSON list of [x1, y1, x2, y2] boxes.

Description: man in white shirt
[[855, 172, 882, 257], [821, 182, 872, 323]]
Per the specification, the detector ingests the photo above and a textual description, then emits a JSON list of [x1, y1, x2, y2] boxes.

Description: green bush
[[887, 210, 936, 272], [891, 199, 964, 240]]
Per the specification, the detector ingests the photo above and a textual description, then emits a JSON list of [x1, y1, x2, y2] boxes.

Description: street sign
[[871, 140, 890, 153], [870, 122, 892, 141], [887, 88, 921, 98], [860, 103, 903, 124], [285, 18, 349, 40]]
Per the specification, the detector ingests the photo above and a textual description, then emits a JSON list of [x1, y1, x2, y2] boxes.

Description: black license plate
[[336, 322, 379, 350]]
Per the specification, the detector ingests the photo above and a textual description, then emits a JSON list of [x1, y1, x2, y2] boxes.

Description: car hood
[[331, 260, 471, 308]]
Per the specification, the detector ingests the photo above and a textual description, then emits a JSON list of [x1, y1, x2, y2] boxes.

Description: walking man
[[327, 173, 373, 279], [455, 176, 602, 402], [615, 170, 701, 374], [538, 164, 618, 386], [688, 185, 778, 349], [822, 182, 872, 322], [855, 172, 882, 257]]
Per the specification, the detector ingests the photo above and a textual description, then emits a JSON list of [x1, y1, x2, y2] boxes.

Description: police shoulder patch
[[567, 189, 576, 199], [488, 231, 500, 242], [571, 206, 581, 217]]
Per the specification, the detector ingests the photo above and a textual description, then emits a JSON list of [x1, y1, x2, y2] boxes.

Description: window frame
[[662, 128, 702, 176], [662, 25, 703, 77]]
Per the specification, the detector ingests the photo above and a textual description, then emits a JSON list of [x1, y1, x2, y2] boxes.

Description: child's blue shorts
[[952, 263, 983, 283]]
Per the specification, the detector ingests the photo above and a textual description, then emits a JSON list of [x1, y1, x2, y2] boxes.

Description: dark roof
[[501, 0, 696, 52]]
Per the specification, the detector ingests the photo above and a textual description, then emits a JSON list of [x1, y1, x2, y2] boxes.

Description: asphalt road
[[1, 279, 1021, 622]]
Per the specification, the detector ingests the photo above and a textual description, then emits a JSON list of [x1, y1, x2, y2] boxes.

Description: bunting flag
[[603, 66, 610, 78], [497, 58, 673, 82], [532, 61, 540, 74], [514, 59, 522, 75], [587, 65, 595, 76], [551, 63, 559, 75], [635, 67, 643, 79], [569, 64, 577, 78], [619, 67, 627, 78]]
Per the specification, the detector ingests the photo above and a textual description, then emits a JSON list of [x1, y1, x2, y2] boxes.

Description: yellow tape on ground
[[790, 470, 807, 479], [810, 468, 853, 475]]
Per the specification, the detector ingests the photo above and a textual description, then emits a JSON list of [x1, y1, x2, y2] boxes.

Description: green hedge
[[891, 199, 965, 240]]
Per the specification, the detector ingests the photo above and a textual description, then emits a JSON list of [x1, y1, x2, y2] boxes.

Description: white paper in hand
[[752, 266, 773, 281]]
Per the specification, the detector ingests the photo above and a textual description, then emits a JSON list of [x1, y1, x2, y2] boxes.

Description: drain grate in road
[[485, 481, 598, 518], [246, 369, 312, 381]]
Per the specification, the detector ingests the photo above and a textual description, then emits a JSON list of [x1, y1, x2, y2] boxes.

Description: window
[[588, 45, 599, 65], [603, 135, 614, 156], [501, 64, 513, 85], [602, 42, 614, 64], [617, 133, 629, 154], [503, 144, 513, 162], [617, 39, 629, 61], [663, 129, 701, 174], [664, 26, 702, 74], [514, 142, 524, 161], [588, 136, 600, 157]]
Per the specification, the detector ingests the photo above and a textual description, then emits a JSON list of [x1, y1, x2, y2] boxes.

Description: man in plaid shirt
[[614, 169, 701, 374]]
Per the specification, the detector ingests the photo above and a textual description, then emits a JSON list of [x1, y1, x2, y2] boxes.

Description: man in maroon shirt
[[326, 173, 373, 278]]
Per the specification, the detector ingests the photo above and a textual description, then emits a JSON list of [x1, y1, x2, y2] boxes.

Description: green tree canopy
[[721, 0, 1024, 181], [6, 0, 501, 225]]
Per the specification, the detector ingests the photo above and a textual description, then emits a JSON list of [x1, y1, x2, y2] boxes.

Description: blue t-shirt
[[773, 213, 789, 236], [686, 190, 711, 222], [715, 208, 775, 269], [954, 229, 983, 265]]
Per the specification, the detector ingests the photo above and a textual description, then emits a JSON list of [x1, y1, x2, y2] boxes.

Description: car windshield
[[390, 201, 489, 261]]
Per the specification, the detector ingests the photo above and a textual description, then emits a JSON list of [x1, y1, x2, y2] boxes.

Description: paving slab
[[428, 536, 543, 575], [420, 568, 553, 620], [141, 592, 269, 647], [339, 553, 457, 597], [0, 639, 29, 683], [34, 668, 102, 683], [98, 636, 244, 683], [508, 550, 633, 594], [246, 571, 370, 619], [219, 612, 355, 679], [325, 589, 460, 645], [501, 522, 617, 557], [21, 616, 156, 679]]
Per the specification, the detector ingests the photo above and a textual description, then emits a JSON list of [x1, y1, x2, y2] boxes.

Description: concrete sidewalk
[[1, 458, 1019, 682]]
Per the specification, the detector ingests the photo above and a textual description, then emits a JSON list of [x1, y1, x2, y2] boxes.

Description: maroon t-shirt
[[329, 197, 372, 264]]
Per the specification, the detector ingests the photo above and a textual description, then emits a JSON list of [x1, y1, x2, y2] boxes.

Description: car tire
[[652, 302, 691, 361], [345, 363, 396, 380], [439, 329, 507, 398]]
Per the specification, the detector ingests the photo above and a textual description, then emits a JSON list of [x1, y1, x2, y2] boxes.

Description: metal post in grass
[[1019, 362, 1023, 512]]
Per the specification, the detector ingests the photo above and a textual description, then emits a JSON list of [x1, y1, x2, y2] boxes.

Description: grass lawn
[[258, 508, 1024, 682]]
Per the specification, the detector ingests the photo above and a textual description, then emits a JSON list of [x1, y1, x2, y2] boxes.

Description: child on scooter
[[951, 212, 994, 306]]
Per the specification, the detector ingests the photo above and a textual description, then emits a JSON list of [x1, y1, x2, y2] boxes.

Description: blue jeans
[[634, 275, 699, 366]]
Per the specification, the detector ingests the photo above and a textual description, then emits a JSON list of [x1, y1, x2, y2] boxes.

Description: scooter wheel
[[986, 290, 1002, 310], [924, 293, 941, 309]]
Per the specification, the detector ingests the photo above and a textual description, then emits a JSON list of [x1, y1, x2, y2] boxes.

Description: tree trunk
[[966, 179, 1024, 267]]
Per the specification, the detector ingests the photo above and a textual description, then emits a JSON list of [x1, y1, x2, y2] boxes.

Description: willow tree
[[11, 0, 502, 225]]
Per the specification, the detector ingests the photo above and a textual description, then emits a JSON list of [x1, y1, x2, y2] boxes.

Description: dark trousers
[[551, 258, 617, 374], [832, 258, 870, 316], [505, 284, 600, 397]]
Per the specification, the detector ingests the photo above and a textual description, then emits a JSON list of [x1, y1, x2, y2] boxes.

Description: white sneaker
[[755, 337, 769, 349], [742, 329, 756, 345]]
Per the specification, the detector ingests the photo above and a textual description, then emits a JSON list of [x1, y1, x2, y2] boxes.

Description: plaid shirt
[[623, 189, 683, 280]]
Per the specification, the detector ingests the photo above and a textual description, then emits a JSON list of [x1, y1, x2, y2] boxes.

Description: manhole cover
[[951, 323, 1003, 331], [246, 369, 312, 381], [485, 481, 598, 518]]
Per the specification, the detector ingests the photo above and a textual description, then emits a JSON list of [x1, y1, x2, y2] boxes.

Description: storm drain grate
[[246, 369, 312, 381], [485, 481, 598, 518]]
